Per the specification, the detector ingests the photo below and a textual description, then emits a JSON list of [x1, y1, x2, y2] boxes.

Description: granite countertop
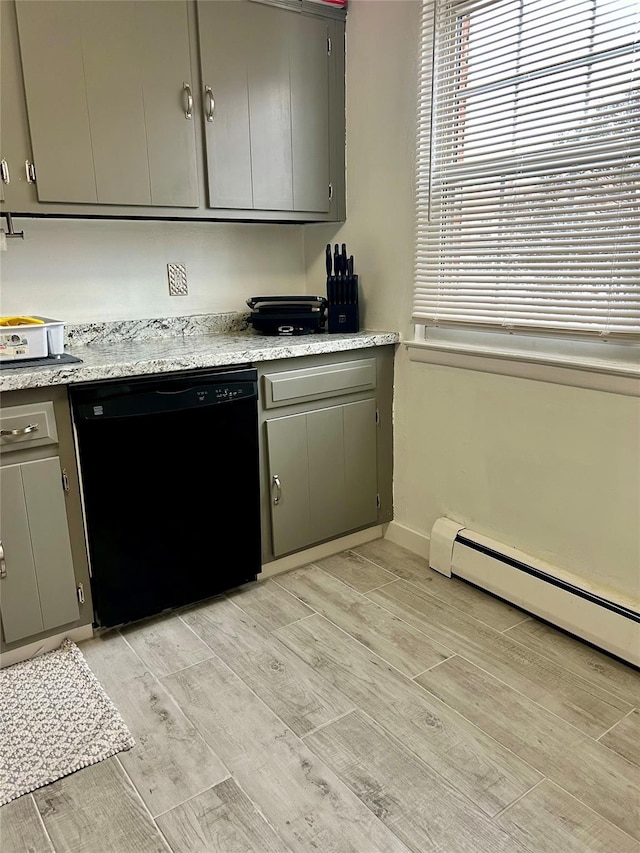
[[0, 313, 400, 392]]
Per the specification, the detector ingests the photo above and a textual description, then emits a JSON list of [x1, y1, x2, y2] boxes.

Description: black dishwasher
[[69, 366, 261, 628]]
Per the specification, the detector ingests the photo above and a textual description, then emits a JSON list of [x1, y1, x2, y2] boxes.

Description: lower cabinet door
[[0, 457, 79, 643], [266, 399, 378, 557]]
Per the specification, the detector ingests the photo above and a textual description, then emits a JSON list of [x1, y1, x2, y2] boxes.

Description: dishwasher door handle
[[272, 474, 282, 505]]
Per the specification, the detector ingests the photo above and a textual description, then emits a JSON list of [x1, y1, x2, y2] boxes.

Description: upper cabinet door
[[197, 0, 330, 213], [290, 12, 330, 213], [245, 2, 294, 211], [196, 0, 254, 209], [15, 1, 96, 204], [15, 1, 198, 207], [134, 1, 200, 207]]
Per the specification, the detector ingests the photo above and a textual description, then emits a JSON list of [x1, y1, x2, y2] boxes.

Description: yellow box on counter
[[0, 316, 65, 360]]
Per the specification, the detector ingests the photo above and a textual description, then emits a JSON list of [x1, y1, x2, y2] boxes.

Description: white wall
[[305, 0, 640, 605], [0, 218, 305, 322]]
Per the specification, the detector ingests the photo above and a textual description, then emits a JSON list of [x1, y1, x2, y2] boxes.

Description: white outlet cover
[[167, 263, 188, 296]]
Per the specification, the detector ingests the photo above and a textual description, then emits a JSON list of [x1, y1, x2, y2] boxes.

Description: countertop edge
[[0, 331, 400, 393]]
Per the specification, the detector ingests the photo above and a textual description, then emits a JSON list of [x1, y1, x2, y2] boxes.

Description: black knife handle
[[326, 244, 332, 276]]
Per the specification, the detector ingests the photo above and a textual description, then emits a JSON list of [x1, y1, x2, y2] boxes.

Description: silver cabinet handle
[[183, 81, 193, 119], [1, 422, 39, 437], [0, 541, 6, 580], [272, 474, 281, 505], [0, 159, 9, 184], [0, 422, 39, 437], [204, 86, 215, 122]]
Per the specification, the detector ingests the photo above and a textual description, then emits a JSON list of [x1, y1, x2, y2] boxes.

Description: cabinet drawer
[[0, 401, 58, 453], [262, 358, 376, 409]]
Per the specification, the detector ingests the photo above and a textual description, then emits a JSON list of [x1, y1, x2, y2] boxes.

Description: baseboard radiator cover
[[429, 517, 640, 668]]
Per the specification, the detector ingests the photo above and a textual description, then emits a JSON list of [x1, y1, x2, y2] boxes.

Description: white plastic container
[[0, 316, 65, 360]]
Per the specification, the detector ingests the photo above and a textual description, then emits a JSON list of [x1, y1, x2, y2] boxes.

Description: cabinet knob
[[272, 474, 281, 505], [0, 540, 6, 579], [0, 159, 9, 185]]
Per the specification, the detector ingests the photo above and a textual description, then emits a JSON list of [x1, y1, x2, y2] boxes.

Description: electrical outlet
[[167, 263, 188, 296]]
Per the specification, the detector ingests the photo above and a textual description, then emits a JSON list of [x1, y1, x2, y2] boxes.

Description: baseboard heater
[[429, 517, 640, 668]]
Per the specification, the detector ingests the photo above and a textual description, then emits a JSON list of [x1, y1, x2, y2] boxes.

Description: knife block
[[327, 275, 359, 333], [328, 303, 359, 333]]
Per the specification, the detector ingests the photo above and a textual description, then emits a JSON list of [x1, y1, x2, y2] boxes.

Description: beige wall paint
[[304, 0, 640, 604], [0, 218, 305, 322], [394, 353, 640, 602]]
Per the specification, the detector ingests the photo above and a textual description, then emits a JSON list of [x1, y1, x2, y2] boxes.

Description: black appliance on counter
[[69, 366, 261, 628], [325, 242, 359, 333], [246, 295, 327, 335]]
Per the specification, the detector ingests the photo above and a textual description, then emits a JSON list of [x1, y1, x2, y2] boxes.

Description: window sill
[[406, 337, 640, 397]]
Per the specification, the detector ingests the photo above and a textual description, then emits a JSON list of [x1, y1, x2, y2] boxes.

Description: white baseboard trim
[[382, 516, 639, 667], [454, 545, 640, 668], [384, 520, 431, 561], [1, 623, 94, 669], [260, 525, 387, 579]]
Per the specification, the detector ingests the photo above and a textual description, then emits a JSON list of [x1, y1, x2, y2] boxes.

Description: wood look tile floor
[[2, 539, 639, 853]]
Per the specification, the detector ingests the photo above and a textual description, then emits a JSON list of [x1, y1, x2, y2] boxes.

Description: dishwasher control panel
[[206, 382, 254, 403], [72, 369, 258, 421]]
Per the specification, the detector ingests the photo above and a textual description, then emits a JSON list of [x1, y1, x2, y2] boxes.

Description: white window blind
[[413, 0, 640, 340]]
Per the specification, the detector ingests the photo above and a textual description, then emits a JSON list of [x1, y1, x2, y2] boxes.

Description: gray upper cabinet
[[16, 1, 97, 204], [3, 0, 345, 221], [290, 11, 331, 213], [14, 0, 199, 206], [197, 0, 254, 210], [197, 0, 330, 213], [0, 0, 36, 207]]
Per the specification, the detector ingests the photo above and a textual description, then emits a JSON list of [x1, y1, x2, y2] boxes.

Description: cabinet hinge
[[328, 183, 333, 201], [375, 408, 380, 425], [376, 494, 381, 509], [61, 468, 70, 492], [77, 583, 85, 604], [327, 36, 332, 56], [25, 160, 36, 183]]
